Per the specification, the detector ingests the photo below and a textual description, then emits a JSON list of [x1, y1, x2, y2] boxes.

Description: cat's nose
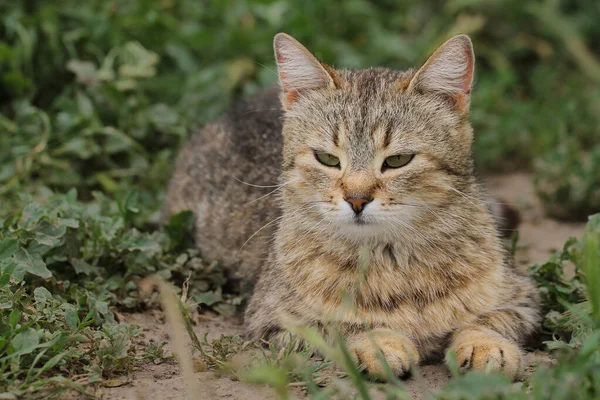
[[345, 197, 372, 214]]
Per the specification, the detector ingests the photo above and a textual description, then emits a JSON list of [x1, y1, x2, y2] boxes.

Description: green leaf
[[0, 239, 18, 260], [0, 270, 12, 285], [213, 302, 236, 317], [9, 309, 20, 328], [582, 227, 600, 327], [65, 188, 78, 204], [194, 288, 223, 307], [54, 137, 99, 160], [19, 202, 46, 230], [243, 365, 290, 399], [76, 91, 94, 117], [71, 259, 102, 276], [165, 210, 194, 248], [66, 59, 99, 86], [0, 258, 17, 277], [61, 218, 80, 228], [34, 286, 52, 303], [33, 220, 67, 247], [587, 214, 600, 232], [14, 248, 52, 279], [32, 352, 66, 381], [118, 189, 139, 223], [118, 229, 161, 255], [11, 328, 42, 356], [0, 285, 12, 309], [64, 305, 79, 330]]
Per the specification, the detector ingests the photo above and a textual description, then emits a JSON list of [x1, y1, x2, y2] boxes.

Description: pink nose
[[345, 197, 372, 214]]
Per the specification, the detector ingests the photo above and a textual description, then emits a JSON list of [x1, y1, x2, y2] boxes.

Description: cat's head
[[275, 33, 476, 241]]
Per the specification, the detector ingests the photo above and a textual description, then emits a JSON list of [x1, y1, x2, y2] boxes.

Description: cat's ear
[[408, 35, 474, 115], [274, 33, 338, 108]]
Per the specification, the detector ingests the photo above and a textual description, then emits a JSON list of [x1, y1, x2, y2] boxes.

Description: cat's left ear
[[274, 33, 338, 109], [408, 35, 475, 115]]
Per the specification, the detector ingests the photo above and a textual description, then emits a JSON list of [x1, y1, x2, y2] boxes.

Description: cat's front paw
[[346, 329, 419, 380], [447, 329, 522, 380]]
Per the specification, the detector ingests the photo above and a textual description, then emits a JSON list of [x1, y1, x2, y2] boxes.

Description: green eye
[[383, 154, 414, 170], [315, 151, 341, 168]]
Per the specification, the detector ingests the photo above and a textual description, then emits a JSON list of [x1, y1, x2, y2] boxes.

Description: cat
[[162, 33, 539, 380]]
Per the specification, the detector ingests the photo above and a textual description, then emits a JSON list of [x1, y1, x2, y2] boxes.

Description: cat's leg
[[245, 291, 311, 352], [346, 329, 420, 379], [446, 307, 539, 380]]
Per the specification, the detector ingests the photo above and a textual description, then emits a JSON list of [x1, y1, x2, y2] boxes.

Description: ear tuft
[[408, 35, 475, 114], [273, 33, 336, 108]]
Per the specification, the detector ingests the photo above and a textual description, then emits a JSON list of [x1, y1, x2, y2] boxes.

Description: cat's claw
[[448, 329, 522, 380], [346, 329, 419, 380]]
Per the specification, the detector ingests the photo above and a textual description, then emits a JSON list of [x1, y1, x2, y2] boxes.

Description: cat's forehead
[[290, 66, 461, 153], [317, 68, 439, 137], [319, 67, 421, 122], [338, 67, 415, 94]]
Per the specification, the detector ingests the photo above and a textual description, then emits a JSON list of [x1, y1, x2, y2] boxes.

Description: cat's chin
[[334, 218, 395, 241]]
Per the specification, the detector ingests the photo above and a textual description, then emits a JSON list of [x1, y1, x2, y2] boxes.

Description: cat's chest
[[283, 243, 457, 314], [281, 243, 501, 339], [283, 242, 409, 291]]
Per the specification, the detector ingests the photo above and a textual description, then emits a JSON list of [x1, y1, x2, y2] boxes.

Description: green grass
[[1, 0, 600, 398], [0, 190, 239, 396]]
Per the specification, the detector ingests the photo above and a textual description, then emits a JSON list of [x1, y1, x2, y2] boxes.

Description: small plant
[[0, 190, 236, 396], [144, 341, 170, 365], [530, 214, 600, 344]]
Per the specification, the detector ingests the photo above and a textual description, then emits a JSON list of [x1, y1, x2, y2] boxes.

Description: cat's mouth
[[352, 214, 368, 225]]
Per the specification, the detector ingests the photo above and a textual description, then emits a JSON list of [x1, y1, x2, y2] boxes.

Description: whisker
[[388, 202, 423, 207], [245, 181, 292, 206], [238, 202, 316, 254], [233, 176, 287, 188], [255, 61, 278, 77], [387, 201, 486, 231], [242, 108, 282, 116], [443, 184, 513, 206], [238, 215, 286, 254]]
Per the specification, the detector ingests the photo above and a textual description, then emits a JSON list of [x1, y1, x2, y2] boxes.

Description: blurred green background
[[1, 0, 599, 220]]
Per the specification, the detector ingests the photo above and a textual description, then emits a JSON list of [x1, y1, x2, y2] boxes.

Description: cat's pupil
[[383, 154, 414, 171], [315, 151, 340, 168]]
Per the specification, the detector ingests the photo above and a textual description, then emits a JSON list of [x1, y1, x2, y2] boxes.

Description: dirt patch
[[89, 312, 288, 400], [88, 173, 584, 400]]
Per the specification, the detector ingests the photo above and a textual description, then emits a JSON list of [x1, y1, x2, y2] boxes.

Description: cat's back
[[162, 86, 284, 286]]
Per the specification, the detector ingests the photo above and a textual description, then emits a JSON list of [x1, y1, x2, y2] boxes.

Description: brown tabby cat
[[163, 33, 539, 380]]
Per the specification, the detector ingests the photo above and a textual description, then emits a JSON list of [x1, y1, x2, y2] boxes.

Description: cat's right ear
[[407, 35, 475, 115], [274, 33, 338, 109]]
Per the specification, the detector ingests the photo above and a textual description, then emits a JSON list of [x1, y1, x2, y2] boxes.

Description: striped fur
[[163, 33, 539, 380]]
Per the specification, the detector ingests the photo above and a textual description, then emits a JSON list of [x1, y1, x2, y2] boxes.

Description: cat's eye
[[315, 151, 341, 168], [382, 154, 414, 171]]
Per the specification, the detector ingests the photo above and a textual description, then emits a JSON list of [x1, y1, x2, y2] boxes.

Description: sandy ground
[[87, 173, 585, 400]]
